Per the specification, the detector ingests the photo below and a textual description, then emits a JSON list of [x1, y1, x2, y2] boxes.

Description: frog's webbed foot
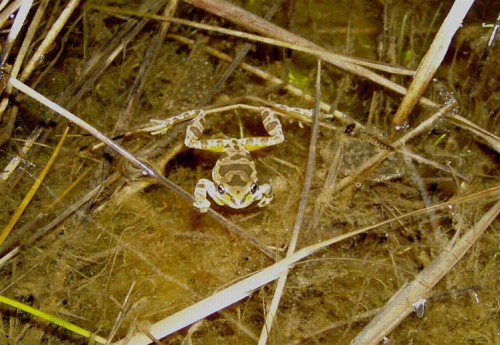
[[148, 110, 201, 136], [144, 118, 171, 135]]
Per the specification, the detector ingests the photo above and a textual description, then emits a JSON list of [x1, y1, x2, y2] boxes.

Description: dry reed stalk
[[392, 0, 475, 125], [0, 167, 90, 255], [332, 102, 457, 194], [0, 0, 32, 116], [0, 0, 48, 149], [183, 0, 438, 108], [18, 0, 81, 82], [351, 200, 500, 345], [258, 60, 323, 344], [90, 5, 414, 76], [446, 113, 500, 154], [0, 0, 21, 28], [0, 126, 70, 246], [115, 187, 500, 344]]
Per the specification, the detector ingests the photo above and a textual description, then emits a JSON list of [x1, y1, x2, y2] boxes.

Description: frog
[[183, 107, 284, 212]]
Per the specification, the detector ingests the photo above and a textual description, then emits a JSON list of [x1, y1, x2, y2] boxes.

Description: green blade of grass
[[0, 294, 107, 344]]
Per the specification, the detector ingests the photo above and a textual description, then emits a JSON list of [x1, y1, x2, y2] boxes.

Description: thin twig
[[106, 282, 136, 345], [308, 135, 344, 233], [62, 1, 166, 111], [0, 172, 118, 268], [90, 4, 415, 77], [113, 0, 180, 134], [291, 307, 381, 344], [200, 1, 284, 105], [402, 149, 439, 231], [0, 167, 91, 254]]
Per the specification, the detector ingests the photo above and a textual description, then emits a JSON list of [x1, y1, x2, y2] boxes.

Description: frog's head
[[209, 145, 271, 209], [211, 154, 262, 208]]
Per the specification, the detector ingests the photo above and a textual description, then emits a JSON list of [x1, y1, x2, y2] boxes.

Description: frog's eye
[[250, 183, 258, 194], [217, 185, 226, 195]]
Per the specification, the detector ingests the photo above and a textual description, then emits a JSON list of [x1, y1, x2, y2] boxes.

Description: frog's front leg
[[193, 178, 215, 212], [255, 183, 273, 208], [195, 178, 239, 212]]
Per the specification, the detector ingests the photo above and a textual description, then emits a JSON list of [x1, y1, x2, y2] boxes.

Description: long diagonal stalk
[[117, 187, 500, 344], [8, 77, 277, 260], [351, 200, 500, 345]]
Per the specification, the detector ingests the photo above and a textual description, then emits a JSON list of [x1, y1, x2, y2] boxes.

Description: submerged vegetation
[[0, 0, 498, 344]]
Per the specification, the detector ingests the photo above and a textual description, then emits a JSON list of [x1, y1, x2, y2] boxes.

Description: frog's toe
[[193, 199, 210, 212], [257, 196, 272, 208]]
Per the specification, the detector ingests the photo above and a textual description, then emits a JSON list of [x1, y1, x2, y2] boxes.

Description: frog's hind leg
[[148, 109, 200, 135], [261, 107, 284, 144], [184, 110, 209, 149], [241, 107, 285, 151], [186, 107, 285, 152]]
